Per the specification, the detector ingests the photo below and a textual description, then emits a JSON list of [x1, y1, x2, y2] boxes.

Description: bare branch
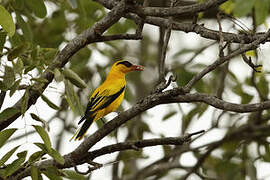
[[241, 53, 262, 73], [129, 0, 228, 17], [96, 0, 270, 44], [183, 29, 270, 93]]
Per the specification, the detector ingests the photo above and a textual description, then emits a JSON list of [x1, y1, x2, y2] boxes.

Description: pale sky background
[[2, 2, 270, 180]]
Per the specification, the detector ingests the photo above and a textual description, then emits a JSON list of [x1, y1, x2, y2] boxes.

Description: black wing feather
[[78, 86, 125, 125]]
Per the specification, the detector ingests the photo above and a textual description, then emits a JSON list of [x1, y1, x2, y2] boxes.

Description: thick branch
[[129, 0, 228, 17], [96, 0, 270, 44], [11, 87, 270, 179], [0, 1, 128, 131], [88, 135, 192, 160]]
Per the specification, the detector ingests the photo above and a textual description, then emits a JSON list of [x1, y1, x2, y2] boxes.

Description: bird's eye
[[117, 61, 132, 67]]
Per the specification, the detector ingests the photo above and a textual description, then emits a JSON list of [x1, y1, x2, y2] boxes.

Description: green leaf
[[246, 160, 257, 180], [28, 151, 45, 164], [33, 143, 64, 165], [62, 170, 87, 180], [0, 5, 15, 36], [4, 151, 27, 177], [68, 0, 78, 9], [233, 0, 256, 17], [12, 0, 25, 10], [21, 89, 29, 115], [43, 167, 63, 180], [0, 31, 7, 53], [9, 79, 21, 97], [162, 111, 177, 121], [54, 68, 63, 82], [63, 69, 87, 88], [31, 166, 40, 180], [41, 94, 60, 110], [25, 0, 47, 18], [49, 148, 65, 165], [7, 44, 28, 61], [0, 146, 19, 166], [30, 113, 50, 131], [257, 73, 269, 96], [64, 80, 84, 115], [3, 66, 15, 88], [33, 125, 52, 152], [0, 108, 19, 124], [39, 48, 58, 65], [219, 0, 234, 14], [233, 84, 253, 104], [34, 143, 48, 152], [255, 0, 270, 26], [0, 128, 17, 148], [16, 13, 33, 41], [30, 77, 48, 83], [13, 58, 24, 75]]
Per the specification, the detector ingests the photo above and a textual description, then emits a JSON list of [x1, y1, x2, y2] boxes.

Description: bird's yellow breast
[[91, 76, 126, 120]]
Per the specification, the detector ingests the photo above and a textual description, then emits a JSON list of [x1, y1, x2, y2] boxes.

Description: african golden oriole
[[71, 60, 144, 141]]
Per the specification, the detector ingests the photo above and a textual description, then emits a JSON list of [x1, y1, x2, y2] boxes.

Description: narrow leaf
[[0, 31, 6, 52], [31, 166, 40, 180], [162, 111, 177, 121], [34, 143, 48, 152], [13, 56, 24, 73], [16, 13, 33, 41], [33, 125, 52, 152], [30, 113, 50, 131], [3, 66, 15, 88], [43, 167, 63, 180], [54, 68, 63, 82], [28, 151, 45, 164], [0, 108, 19, 124], [255, 0, 269, 26], [49, 148, 65, 165], [0, 146, 19, 166], [63, 69, 87, 88], [41, 94, 60, 110], [9, 79, 21, 97], [25, 0, 47, 18], [21, 89, 29, 115], [0, 128, 17, 148], [64, 80, 84, 115], [233, 0, 256, 17], [62, 170, 87, 180], [0, 5, 15, 36], [7, 44, 27, 61], [4, 151, 27, 177]]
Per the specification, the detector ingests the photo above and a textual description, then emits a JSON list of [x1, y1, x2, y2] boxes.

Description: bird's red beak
[[131, 65, 144, 71]]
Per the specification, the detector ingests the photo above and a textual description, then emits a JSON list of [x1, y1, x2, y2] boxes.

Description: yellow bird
[[71, 60, 144, 141]]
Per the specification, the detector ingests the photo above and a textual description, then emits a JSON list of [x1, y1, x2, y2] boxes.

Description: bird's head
[[111, 60, 144, 74]]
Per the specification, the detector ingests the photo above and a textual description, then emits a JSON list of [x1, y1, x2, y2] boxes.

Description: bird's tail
[[69, 115, 95, 141]]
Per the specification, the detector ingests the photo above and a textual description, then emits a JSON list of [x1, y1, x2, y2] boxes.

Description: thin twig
[[217, 12, 225, 57], [158, 0, 175, 83], [241, 53, 262, 72]]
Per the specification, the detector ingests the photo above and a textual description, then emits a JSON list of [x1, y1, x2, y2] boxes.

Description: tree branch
[[129, 0, 228, 17], [0, 1, 129, 131], [183, 28, 270, 93], [96, 0, 270, 44], [10, 86, 270, 179]]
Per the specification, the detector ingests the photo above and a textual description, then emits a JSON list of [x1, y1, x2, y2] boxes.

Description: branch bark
[[0, 1, 129, 131], [129, 0, 228, 17], [10, 87, 270, 179]]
